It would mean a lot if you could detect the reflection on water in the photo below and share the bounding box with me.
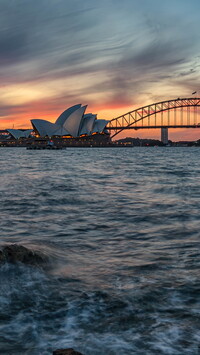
[0,147,200,354]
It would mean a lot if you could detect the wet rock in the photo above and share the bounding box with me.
[0,244,48,267]
[53,349,84,355]
[0,249,5,264]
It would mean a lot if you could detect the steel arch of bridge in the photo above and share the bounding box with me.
[106,98,200,138]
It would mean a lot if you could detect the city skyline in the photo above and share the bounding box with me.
[1,0,200,140]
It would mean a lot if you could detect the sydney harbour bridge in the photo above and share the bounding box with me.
[106,98,200,143]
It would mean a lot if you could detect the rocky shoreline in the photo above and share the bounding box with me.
[0,245,85,355]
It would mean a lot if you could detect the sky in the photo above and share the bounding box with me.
[1,0,200,140]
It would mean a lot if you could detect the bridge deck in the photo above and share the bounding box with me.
[106,98,200,137]
[107,125,200,130]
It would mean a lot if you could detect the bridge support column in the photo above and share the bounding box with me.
[161,127,168,144]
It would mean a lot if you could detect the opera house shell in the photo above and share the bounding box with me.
[7,129,33,139]
[31,104,109,138]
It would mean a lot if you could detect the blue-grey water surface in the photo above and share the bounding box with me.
[0,147,200,355]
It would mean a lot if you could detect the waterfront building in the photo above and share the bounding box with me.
[31,104,109,138]
[7,129,33,139]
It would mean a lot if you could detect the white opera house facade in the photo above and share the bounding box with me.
[0,105,111,147]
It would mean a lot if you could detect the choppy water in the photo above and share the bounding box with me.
[0,147,200,355]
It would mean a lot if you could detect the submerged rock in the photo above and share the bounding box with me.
[0,244,49,267]
[53,349,84,355]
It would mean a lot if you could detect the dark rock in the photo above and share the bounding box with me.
[0,249,6,264]
[53,349,84,355]
[0,244,49,267]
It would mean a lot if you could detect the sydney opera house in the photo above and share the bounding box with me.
[0,104,111,147]
[31,104,109,139]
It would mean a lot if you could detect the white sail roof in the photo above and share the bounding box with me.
[63,105,87,137]
[31,119,61,137]
[92,119,109,134]
[7,129,33,139]
[55,104,82,127]
[79,114,96,135]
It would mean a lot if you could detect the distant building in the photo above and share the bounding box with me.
[0,129,33,142]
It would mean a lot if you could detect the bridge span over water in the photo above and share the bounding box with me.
[106,98,200,142]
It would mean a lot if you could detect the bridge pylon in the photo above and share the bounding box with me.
[161,127,168,144]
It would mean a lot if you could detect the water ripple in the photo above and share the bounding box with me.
[0,147,200,354]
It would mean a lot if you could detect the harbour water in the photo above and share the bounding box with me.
[0,147,200,355]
